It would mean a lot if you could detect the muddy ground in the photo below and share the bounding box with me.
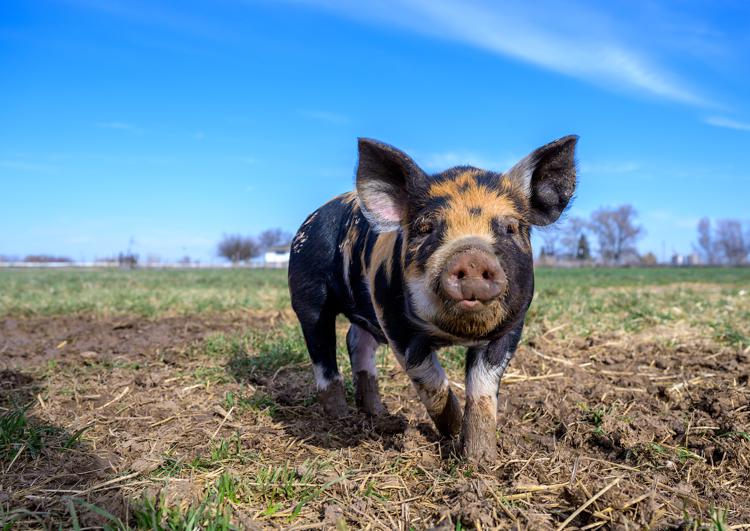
[1,309,749,529]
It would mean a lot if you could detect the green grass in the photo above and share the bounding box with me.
[534,266,750,289]
[131,484,237,531]
[577,402,608,435]
[57,462,343,529]
[61,489,239,531]
[0,268,288,317]
[525,267,750,343]
[0,406,60,459]
[145,459,337,525]
[2,266,748,319]
[249,460,342,519]
[222,325,309,378]
[436,267,750,368]
[223,390,277,415]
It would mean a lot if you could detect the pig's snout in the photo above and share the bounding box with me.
[439,250,507,306]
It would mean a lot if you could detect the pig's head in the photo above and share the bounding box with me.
[356,135,578,340]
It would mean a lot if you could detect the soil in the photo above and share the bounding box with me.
[1,312,748,529]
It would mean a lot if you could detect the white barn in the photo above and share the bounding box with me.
[263,244,291,267]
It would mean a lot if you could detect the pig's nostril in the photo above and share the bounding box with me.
[441,250,506,303]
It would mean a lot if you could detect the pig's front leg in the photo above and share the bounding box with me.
[404,344,462,437]
[461,324,523,463]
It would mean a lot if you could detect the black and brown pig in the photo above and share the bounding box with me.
[288,136,578,462]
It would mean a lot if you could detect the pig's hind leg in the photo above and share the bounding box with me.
[293,289,350,418]
[346,324,386,416]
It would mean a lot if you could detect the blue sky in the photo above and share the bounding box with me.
[1,0,748,262]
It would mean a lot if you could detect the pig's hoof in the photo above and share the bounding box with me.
[432,390,463,437]
[318,380,350,418]
[461,438,497,464]
[460,396,499,463]
[354,371,387,416]
[360,396,386,416]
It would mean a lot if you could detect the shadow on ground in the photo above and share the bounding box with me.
[225,355,417,451]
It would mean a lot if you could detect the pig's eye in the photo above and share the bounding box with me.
[506,221,519,235]
[417,220,434,235]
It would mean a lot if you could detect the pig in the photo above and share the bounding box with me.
[288,135,578,462]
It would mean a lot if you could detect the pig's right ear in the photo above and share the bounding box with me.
[356,138,427,232]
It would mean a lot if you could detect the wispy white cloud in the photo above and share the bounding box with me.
[704,115,750,132]
[97,121,144,134]
[300,110,349,125]
[294,0,710,107]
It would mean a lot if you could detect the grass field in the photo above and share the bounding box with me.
[1,267,749,529]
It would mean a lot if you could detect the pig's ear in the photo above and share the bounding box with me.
[506,135,578,226]
[356,138,427,232]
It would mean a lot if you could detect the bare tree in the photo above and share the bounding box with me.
[694,217,715,265]
[640,252,658,266]
[559,216,587,259]
[576,234,591,261]
[118,252,138,269]
[715,219,748,265]
[217,234,260,264]
[539,229,559,260]
[258,228,293,251]
[589,205,644,264]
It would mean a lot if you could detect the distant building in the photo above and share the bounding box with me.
[671,252,701,266]
[263,244,291,266]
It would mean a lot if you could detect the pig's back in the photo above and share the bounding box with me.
[288,192,386,342]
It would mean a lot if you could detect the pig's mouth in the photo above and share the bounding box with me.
[406,274,509,339]
[457,299,481,310]
[415,249,509,338]
[407,238,512,338]
[432,295,508,339]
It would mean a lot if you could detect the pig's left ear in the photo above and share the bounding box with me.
[506,135,578,226]
[356,138,427,232]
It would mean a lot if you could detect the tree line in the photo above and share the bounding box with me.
[3,215,746,267]
[540,205,749,266]
[539,204,645,265]
[694,217,750,265]
[217,228,293,264]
